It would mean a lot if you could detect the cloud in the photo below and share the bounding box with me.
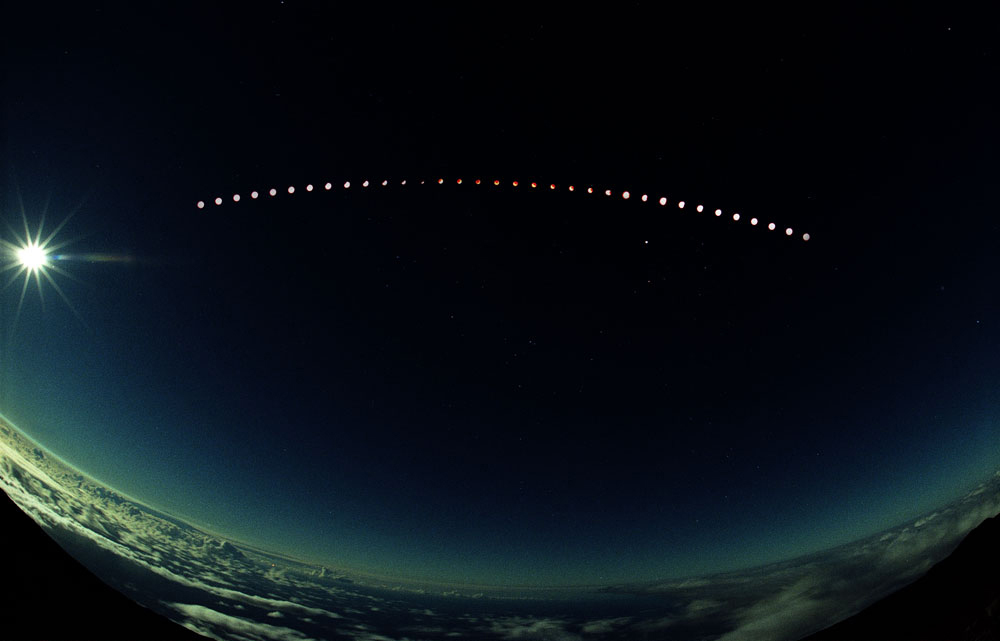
[168,602,317,641]
[486,616,582,641]
[579,617,631,635]
[207,586,344,619]
[716,574,834,641]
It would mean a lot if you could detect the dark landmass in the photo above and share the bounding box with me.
[802,513,1000,641]
[0,488,211,641]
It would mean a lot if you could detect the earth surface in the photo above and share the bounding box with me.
[3,414,999,641]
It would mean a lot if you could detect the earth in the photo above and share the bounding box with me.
[2,415,999,641]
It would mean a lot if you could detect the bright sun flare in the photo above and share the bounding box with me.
[16,243,48,271]
[2,213,80,331]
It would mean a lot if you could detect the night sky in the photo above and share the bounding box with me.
[2,4,998,587]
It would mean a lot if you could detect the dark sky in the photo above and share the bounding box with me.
[2,4,998,586]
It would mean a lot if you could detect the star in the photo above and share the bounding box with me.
[1,213,80,331]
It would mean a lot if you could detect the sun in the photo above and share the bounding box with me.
[16,242,49,272]
[1,213,80,329]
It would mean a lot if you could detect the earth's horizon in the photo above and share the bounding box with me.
[4,412,999,641]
